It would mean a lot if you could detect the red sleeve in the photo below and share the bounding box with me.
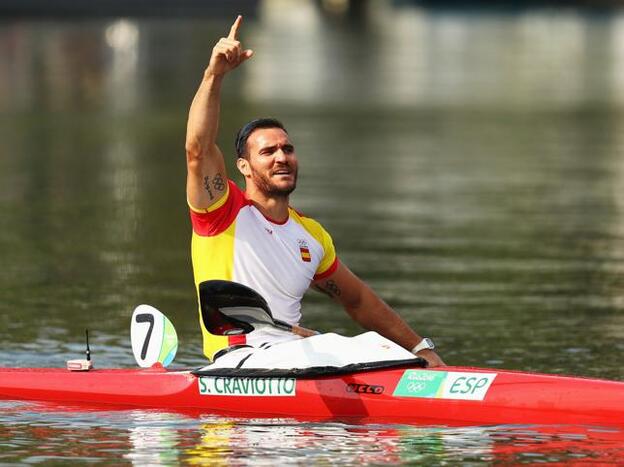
[313,257,340,281]
[190,180,248,237]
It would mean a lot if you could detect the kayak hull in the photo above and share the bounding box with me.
[1,365,623,427]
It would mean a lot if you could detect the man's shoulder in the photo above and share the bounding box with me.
[189,179,249,237]
[288,207,331,238]
[289,206,319,223]
[288,207,338,271]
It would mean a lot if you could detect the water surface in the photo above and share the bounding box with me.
[1,2,624,463]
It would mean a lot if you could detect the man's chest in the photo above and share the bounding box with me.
[231,208,324,285]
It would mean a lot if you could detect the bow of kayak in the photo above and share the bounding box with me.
[1,365,623,427]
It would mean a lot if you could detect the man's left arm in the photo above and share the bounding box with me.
[313,262,445,368]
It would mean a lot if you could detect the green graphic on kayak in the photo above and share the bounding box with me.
[393,370,496,400]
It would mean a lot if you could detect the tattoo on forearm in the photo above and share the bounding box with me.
[203,176,214,200]
[314,280,341,299]
[212,173,225,192]
[325,280,341,297]
[313,284,332,298]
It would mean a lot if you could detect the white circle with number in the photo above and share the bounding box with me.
[131,304,178,368]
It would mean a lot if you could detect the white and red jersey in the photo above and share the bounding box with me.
[190,180,339,359]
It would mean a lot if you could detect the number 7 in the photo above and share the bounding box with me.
[135,313,154,360]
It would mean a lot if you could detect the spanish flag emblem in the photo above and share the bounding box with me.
[300,245,311,262]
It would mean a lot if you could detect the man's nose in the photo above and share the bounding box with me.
[275,148,288,162]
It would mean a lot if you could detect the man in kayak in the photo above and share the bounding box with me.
[185,16,444,367]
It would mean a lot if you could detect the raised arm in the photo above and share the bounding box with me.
[185,15,253,210]
[314,263,445,368]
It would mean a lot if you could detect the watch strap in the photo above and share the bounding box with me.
[411,337,435,354]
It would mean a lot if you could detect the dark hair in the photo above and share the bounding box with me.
[235,118,288,158]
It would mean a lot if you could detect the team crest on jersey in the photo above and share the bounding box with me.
[297,239,311,262]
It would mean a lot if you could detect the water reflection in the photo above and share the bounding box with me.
[104,19,141,113]
[3,3,624,463]
[6,4,624,110]
[1,7,624,369]
[235,1,624,109]
[125,412,182,465]
[2,401,624,464]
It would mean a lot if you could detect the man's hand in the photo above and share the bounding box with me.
[207,15,253,77]
[416,349,446,368]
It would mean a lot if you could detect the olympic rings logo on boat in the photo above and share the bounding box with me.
[406,382,427,392]
[346,383,384,395]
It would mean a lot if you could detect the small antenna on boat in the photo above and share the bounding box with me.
[85,329,91,362]
[66,329,94,371]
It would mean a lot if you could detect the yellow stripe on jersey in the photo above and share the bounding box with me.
[192,220,237,360]
[289,209,337,277]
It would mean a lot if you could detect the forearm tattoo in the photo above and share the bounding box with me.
[212,173,225,192]
[203,176,214,200]
[203,173,226,201]
[325,280,341,297]
[314,280,342,299]
[313,284,331,298]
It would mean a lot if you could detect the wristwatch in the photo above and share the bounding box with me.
[411,338,435,354]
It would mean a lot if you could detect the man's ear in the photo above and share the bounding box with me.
[236,157,251,178]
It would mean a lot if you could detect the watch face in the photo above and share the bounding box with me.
[424,338,435,350]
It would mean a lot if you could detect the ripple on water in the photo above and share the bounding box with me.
[2,401,623,465]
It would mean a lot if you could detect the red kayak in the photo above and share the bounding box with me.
[1,363,623,427]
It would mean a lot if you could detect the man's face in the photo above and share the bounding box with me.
[244,127,298,197]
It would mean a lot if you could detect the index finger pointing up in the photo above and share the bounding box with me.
[228,15,242,40]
